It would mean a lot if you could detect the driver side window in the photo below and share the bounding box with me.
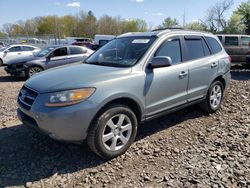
[9,46,22,52]
[155,39,182,65]
[51,47,67,57]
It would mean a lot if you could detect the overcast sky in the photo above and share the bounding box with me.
[0,0,246,29]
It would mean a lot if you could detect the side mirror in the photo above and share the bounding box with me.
[4,50,9,54]
[46,55,51,61]
[148,56,172,69]
[82,49,87,54]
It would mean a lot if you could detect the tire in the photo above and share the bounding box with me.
[0,59,3,66]
[25,66,43,79]
[200,81,224,113]
[87,104,138,159]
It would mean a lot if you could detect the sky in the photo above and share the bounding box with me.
[0,0,246,29]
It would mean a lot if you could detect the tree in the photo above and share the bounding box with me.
[202,0,234,32]
[185,21,207,31]
[224,13,246,34]
[0,31,7,37]
[157,17,179,29]
[235,0,250,34]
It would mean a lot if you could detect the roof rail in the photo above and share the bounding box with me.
[151,27,185,32]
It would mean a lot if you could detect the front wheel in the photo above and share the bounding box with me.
[25,66,43,78]
[200,81,224,113]
[87,105,138,159]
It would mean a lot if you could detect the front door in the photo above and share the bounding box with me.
[45,47,68,69]
[145,36,188,117]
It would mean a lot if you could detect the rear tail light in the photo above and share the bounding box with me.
[248,42,250,55]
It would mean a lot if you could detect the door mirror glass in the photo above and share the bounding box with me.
[4,50,9,54]
[148,56,172,69]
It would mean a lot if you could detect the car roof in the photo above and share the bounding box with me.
[216,34,250,37]
[9,44,38,48]
[118,29,214,38]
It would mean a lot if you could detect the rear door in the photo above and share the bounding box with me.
[45,47,68,69]
[21,46,36,57]
[67,46,86,64]
[224,36,241,63]
[184,35,219,102]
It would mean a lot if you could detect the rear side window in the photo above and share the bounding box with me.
[22,46,35,51]
[185,38,204,60]
[155,39,182,65]
[225,36,239,46]
[52,47,67,57]
[205,37,223,54]
[241,37,250,46]
[70,47,85,55]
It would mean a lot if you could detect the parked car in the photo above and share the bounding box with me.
[91,35,116,50]
[5,45,93,78]
[0,44,40,66]
[17,29,230,159]
[0,41,4,48]
[217,34,250,67]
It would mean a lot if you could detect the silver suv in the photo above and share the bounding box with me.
[17,29,231,159]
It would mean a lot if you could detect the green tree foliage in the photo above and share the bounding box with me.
[185,21,207,31]
[235,0,250,34]
[224,13,246,34]
[157,17,179,29]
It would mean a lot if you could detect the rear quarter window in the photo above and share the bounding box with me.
[205,37,223,54]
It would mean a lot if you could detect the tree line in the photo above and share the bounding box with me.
[0,0,249,38]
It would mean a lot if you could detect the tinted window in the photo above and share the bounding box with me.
[9,46,22,52]
[70,47,85,55]
[185,39,204,60]
[225,36,239,46]
[205,37,222,54]
[241,37,250,46]
[155,39,182,64]
[202,39,211,56]
[22,46,35,51]
[217,36,222,42]
[52,47,67,57]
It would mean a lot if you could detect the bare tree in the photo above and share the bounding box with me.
[202,0,234,32]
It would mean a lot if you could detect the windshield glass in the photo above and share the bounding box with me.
[0,47,7,52]
[34,47,56,57]
[86,37,156,67]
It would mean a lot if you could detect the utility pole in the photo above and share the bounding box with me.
[183,9,186,28]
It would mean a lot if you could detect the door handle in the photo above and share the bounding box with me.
[211,62,218,68]
[179,71,188,79]
[17,53,22,55]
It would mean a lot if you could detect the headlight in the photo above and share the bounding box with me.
[45,88,95,107]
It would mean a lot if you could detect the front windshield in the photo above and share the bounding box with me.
[35,47,56,57]
[0,47,7,52]
[86,37,156,67]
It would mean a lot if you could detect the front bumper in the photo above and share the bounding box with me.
[17,93,99,142]
[4,65,26,76]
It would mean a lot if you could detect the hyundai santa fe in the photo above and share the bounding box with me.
[17,29,231,159]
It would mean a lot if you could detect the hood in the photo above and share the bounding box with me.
[25,64,132,93]
[6,55,42,65]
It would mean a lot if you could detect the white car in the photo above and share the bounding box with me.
[0,44,40,66]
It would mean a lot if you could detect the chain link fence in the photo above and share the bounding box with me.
[0,34,68,48]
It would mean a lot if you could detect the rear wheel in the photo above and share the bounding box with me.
[200,81,224,113]
[87,104,138,159]
[25,66,43,78]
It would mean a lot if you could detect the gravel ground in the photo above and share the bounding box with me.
[0,66,249,188]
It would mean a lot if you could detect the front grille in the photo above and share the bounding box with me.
[18,86,38,110]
